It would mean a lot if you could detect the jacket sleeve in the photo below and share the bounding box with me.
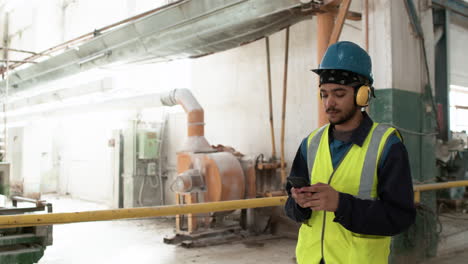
[284,138,312,222]
[333,138,416,236]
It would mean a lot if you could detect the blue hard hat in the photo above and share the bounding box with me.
[312,41,373,84]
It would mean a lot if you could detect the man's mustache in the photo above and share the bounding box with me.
[326,108,340,113]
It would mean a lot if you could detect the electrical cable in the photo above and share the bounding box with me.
[138,174,145,206]
[381,123,438,136]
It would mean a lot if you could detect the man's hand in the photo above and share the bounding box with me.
[291,187,316,208]
[292,183,340,212]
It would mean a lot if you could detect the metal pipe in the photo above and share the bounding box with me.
[160,88,204,137]
[265,37,277,160]
[0,47,48,56]
[0,196,287,228]
[1,0,185,74]
[329,0,351,45]
[316,4,335,126]
[280,27,290,186]
[2,181,468,228]
[0,59,37,64]
[2,13,9,162]
[455,105,468,110]
[158,116,167,205]
[413,180,468,192]
[413,180,468,203]
[160,88,212,152]
[364,0,369,51]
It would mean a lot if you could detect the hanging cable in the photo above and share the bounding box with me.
[381,123,439,136]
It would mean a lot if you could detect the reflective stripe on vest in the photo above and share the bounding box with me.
[307,123,391,199]
[296,123,396,264]
[306,125,327,176]
[358,124,391,199]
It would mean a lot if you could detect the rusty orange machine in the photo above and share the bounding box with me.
[161,89,281,246]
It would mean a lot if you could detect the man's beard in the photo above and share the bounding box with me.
[327,106,360,125]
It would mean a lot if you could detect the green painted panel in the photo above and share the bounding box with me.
[0,247,45,264]
[370,89,425,181]
[0,234,41,246]
[369,88,438,263]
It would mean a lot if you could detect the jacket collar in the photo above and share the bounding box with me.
[329,111,374,147]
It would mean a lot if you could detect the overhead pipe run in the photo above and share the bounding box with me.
[0,0,317,94]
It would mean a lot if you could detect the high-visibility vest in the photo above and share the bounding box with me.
[296,123,398,264]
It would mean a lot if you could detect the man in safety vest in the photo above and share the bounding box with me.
[285,41,416,264]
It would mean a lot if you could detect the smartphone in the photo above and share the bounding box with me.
[287,176,310,188]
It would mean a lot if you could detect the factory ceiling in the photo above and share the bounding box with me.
[0,0,344,94]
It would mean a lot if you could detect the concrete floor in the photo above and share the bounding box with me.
[37,195,468,264]
[423,250,468,264]
[421,212,468,264]
[38,195,298,264]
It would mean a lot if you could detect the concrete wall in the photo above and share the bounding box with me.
[449,20,468,88]
[21,119,56,198]
[367,1,440,262]
[0,0,452,211]
[190,2,363,170]
[368,0,435,92]
[0,0,366,206]
[55,113,115,203]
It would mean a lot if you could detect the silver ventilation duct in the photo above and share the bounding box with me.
[0,0,314,94]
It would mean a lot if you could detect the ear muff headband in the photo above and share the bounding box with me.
[355,85,370,107]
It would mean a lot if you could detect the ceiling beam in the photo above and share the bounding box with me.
[329,0,352,44]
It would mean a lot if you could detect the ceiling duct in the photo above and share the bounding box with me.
[0,0,317,94]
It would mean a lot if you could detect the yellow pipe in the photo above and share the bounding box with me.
[414,191,421,203]
[1,181,467,228]
[0,196,287,229]
[413,180,468,192]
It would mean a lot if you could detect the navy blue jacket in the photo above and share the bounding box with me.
[284,112,416,236]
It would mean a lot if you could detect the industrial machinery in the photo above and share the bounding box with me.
[119,119,166,208]
[435,135,468,209]
[0,163,53,264]
[161,89,283,247]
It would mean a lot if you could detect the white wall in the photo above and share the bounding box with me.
[368,0,435,93]
[0,0,367,204]
[368,0,393,90]
[449,87,468,132]
[6,0,439,206]
[450,21,468,88]
[190,11,364,176]
[448,18,468,133]
[55,113,115,203]
[21,119,56,198]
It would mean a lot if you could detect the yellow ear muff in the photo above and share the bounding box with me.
[356,85,370,106]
